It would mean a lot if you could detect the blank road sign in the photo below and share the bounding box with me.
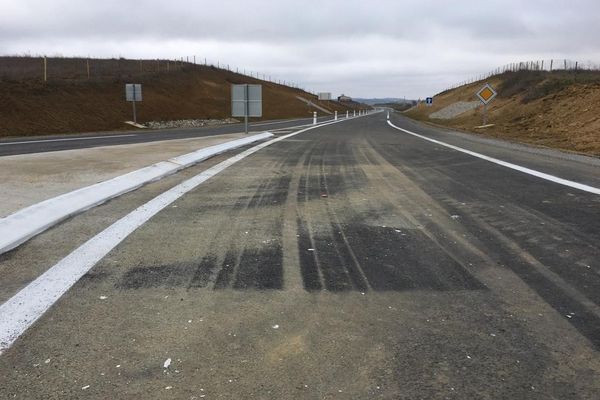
[476,84,497,104]
[231,84,262,117]
[125,84,142,102]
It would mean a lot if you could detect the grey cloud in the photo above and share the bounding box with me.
[1,0,599,98]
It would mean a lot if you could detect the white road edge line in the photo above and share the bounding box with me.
[387,120,600,195]
[0,134,137,146]
[0,112,374,354]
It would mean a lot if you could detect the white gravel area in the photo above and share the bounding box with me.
[145,118,239,129]
[429,101,480,119]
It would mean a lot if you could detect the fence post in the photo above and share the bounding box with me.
[564,59,567,70]
[575,61,578,71]
[86,58,90,79]
[43,56,47,82]
[550,59,553,71]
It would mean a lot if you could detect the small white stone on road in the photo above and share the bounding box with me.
[99,295,108,300]
[272,324,279,329]
[163,358,172,369]
[81,385,90,390]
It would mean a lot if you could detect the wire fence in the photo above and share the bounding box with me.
[442,59,600,92]
[0,55,312,93]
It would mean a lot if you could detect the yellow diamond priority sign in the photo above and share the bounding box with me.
[476,83,497,104]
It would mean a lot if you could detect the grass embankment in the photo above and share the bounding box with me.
[405,70,600,156]
[0,57,368,137]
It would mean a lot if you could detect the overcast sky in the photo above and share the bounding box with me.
[1,0,599,98]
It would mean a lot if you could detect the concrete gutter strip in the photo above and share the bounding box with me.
[0,131,274,255]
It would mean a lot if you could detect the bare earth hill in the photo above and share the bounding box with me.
[0,56,367,137]
[405,70,600,156]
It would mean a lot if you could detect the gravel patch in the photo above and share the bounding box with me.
[145,118,239,129]
[429,101,480,119]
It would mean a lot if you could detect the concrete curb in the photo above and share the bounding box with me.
[0,132,274,255]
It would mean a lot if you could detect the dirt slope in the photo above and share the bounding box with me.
[0,60,367,137]
[405,70,600,156]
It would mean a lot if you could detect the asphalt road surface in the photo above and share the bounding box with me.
[0,115,334,156]
[1,112,599,399]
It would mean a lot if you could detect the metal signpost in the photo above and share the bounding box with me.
[476,83,497,125]
[232,84,262,134]
[425,97,433,106]
[125,84,142,124]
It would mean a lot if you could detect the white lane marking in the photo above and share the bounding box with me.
[0,115,366,354]
[0,134,137,146]
[387,120,600,195]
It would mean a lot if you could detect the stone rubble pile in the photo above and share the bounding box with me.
[145,118,239,129]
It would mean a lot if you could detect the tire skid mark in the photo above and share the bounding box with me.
[347,138,486,291]
[296,216,322,291]
[373,136,600,300]
[215,143,306,290]
[368,135,600,349]
[303,143,353,291]
[320,140,370,292]
[282,143,317,291]
[296,150,326,290]
[115,142,303,291]
[198,152,286,290]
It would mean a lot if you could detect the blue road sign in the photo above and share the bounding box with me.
[425,97,433,105]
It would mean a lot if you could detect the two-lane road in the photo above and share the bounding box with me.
[0,112,599,399]
[0,115,334,156]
